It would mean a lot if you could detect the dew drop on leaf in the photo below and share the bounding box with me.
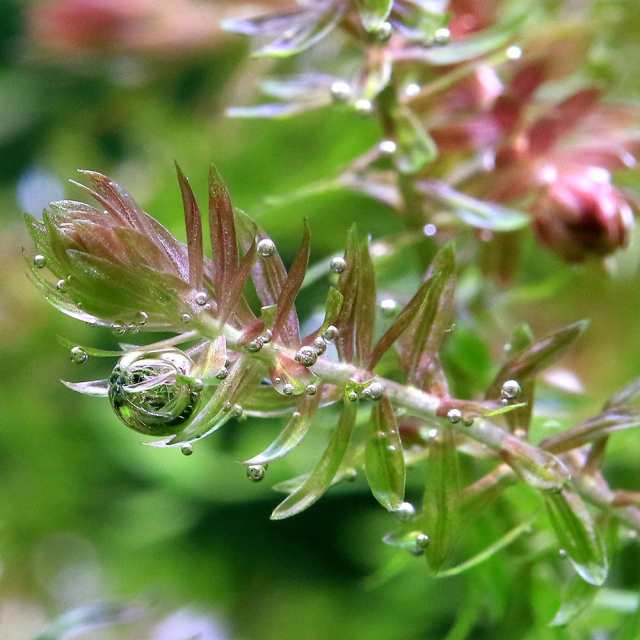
[69,346,88,365]
[247,464,266,481]
[33,254,46,268]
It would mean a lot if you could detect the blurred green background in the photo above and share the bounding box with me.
[1,1,640,638]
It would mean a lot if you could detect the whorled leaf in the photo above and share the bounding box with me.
[61,378,110,397]
[245,392,322,466]
[550,577,599,627]
[365,396,406,511]
[546,489,608,586]
[175,163,204,291]
[355,0,393,32]
[335,226,376,366]
[421,426,461,573]
[419,180,529,232]
[396,12,527,65]
[271,390,358,520]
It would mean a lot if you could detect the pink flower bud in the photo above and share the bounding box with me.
[533,169,634,261]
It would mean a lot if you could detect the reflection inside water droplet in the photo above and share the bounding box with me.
[108,348,199,436]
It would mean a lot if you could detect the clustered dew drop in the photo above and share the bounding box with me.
[379,140,397,156]
[501,379,522,402]
[329,256,347,274]
[33,254,46,268]
[330,80,352,103]
[69,346,88,365]
[195,291,208,306]
[256,238,276,258]
[247,464,266,482]
[295,345,318,367]
[323,325,339,342]
[363,381,384,401]
[394,502,416,521]
[447,408,462,424]
[379,298,398,317]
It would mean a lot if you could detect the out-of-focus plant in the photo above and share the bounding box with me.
[224,0,638,264]
[25,162,640,625]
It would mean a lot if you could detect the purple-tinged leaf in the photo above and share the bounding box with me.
[419,180,529,231]
[219,239,257,324]
[271,390,357,520]
[227,100,329,120]
[261,73,337,101]
[488,320,588,398]
[365,396,406,511]
[421,426,461,573]
[242,386,299,417]
[251,3,345,58]
[221,9,310,37]
[57,336,126,357]
[355,0,393,32]
[208,165,239,299]
[369,244,454,372]
[339,171,402,210]
[61,378,109,397]
[269,354,311,396]
[272,221,310,344]
[550,577,599,627]
[394,13,526,65]
[235,211,301,346]
[175,163,204,291]
[545,489,608,586]
[245,392,321,466]
[335,226,376,366]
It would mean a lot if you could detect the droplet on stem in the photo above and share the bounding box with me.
[329,256,346,274]
[257,238,276,258]
[247,464,266,482]
[33,254,46,268]
[70,346,88,365]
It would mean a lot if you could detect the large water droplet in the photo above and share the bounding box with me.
[33,254,47,269]
[108,348,199,436]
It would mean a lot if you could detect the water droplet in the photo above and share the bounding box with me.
[463,416,475,427]
[247,464,266,482]
[423,223,437,237]
[181,444,193,456]
[329,256,346,274]
[313,336,327,355]
[215,367,229,380]
[347,390,359,402]
[261,329,273,344]
[379,140,397,156]
[306,383,317,396]
[223,401,232,412]
[447,408,462,424]
[323,325,339,342]
[404,82,421,98]
[394,502,415,521]
[330,80,352,103]
[257,238,276,258]
[433,27,450,45]
[33,254,46,268]
[195,291,208,306]
[180,313,192,324]
[354,98,373,115]
[501,379,521,400]
[375,20,393,42]
[363,381,384,400]
[506,45,522,60]
[108,348,199,436]
[191,377,204,392]
[558,548,568,559]
[343,468,357,482]
[416,532,430,549]
[379,298,398,317]
[295,345,318,367]
[387,445,397,453]
[56,278,66,291]
[282,383,295,396]
[69,346,88,365]
[231,404,243,418]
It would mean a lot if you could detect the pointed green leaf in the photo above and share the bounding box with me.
[245,393,321,465]
[546,489,608,586]
[421,426,461,572]
[393,106,438,174]
[271,392,357,519]
[175,163,204,290]
[550,577,599,627]
[355,0,393,32]
[437,520,534,578]
[365,397,406,510]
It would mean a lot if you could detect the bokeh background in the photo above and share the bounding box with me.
[1,1,640,638]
